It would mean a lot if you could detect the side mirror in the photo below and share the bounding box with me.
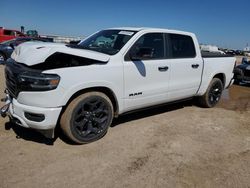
[129,47,153,60]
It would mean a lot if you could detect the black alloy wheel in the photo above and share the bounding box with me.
[72,97,111,140]
[60,92,113,144]
[208,81,223,107]
[198,78,223,108]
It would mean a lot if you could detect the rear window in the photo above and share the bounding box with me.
[169,34,196,58]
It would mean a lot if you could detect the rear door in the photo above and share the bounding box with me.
[123,33,171,111]
[167,33,203,100]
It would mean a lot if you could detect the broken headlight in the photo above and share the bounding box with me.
[18,71,60,91]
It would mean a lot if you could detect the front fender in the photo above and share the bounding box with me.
[59,81,123,112]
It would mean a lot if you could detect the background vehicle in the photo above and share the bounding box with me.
[0,27,26,43]
[225,50,236,55]
[26,30,39,37]
[1,28,235,144]
[200,45,225,54]
[234,57,250,84]
[235,50,244,56]
[0,37,49,61]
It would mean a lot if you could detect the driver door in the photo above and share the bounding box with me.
[123,33,171,111]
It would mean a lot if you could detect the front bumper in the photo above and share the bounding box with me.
[241,76,250,83]
[1,94,62,130]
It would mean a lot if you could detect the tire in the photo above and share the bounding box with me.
[198,78,223,108]
[60,92,114,144]
[234,79,240,85]
[0,52,6,61]
[233,68,243,85]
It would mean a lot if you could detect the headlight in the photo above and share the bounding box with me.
[18,71,60,91]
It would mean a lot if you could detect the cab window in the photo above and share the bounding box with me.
[127,33,164,60]
[169,34,196,58]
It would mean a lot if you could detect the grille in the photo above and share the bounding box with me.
[243,69,250,77]
[4,61,26,98]
[4,60,46,98]
[5,66,19,98]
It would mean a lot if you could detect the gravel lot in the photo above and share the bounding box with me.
[0,65,249,188]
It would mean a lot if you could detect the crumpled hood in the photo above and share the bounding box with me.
[11,42,110,66]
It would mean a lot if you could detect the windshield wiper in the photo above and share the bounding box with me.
[66,44,90,50]
[66,44,118,55]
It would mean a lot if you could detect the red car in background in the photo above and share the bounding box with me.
[0,27,26,43]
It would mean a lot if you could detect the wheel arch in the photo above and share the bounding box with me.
[197,72,226,96]
[213,73,226,88]
[62,86,119,118]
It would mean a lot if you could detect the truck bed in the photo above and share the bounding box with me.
[201,51,233,58]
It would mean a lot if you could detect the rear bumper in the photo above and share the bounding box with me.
[1,95,62,130]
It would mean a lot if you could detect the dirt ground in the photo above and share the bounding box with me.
[0,66,249,188]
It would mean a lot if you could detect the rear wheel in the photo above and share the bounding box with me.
[199,78,223,108]
[60,92,114,144]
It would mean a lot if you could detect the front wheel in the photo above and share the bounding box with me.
[198,78,223,108]
[60,92,114,144]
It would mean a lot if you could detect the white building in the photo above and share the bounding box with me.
[243,46,250,52]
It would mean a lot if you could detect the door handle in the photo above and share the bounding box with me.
[192,64,199,69]
[158,66,169,72]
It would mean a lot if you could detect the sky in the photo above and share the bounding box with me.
[1,0,249,49]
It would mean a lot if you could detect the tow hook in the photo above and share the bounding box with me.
[1,97,7,102]
[1,90,11,118]
[1,103,9,118]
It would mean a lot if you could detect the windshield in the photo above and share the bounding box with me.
[78,30,137,55]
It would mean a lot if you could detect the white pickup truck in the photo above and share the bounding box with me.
[1,27,235,144]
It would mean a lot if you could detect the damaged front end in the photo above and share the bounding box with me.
[29,52,108,70]
[0,89,11,118]
[0,60,62,138]
[0,42,110,139]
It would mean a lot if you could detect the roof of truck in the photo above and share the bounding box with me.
[109,27,194,36]
[110,27,147,31]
